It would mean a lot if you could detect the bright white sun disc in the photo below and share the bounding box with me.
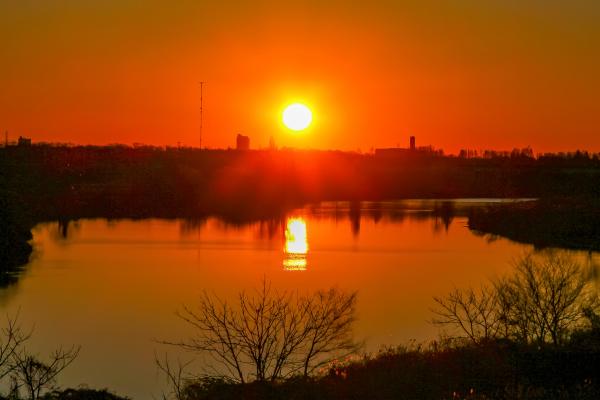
[283,104,312,131]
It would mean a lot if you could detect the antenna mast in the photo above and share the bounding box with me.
[199,81,205,149]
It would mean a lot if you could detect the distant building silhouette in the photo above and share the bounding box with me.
[236,134,250,150]
[375,136,442,157]
[17,136,31,147]
[374,147,412,157]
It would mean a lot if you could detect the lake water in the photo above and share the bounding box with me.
[1,200,597,398]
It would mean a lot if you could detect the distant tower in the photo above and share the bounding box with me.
[199,81,205,149]
[410,136,416,150]
[4,131,7,147]
[269,136,276,150]
[236,134,250,150]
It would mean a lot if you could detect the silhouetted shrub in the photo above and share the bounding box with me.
[172,340,600,400]
[40,388,130,400]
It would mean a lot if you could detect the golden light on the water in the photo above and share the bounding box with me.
[285,218,308,254]
[283,217,308,271]
[282,103,312,131]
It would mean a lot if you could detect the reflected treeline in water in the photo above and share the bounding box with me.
[175,200,481,235]
[181,216,308,270]
[302,199,530,235]
[44,200,507,273]
[48,200,495,241]
[17,198,600,268]
[174,200,535,271]
[34,198,600,278]
[49,218,84,243]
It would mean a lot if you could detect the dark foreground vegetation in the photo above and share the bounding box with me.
[175,341,600,400]
[16,389,128,400]
[155,252,600,400]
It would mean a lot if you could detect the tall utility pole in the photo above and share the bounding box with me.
[199,81,205,149]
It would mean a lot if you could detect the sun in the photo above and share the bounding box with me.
[282,103,312,131]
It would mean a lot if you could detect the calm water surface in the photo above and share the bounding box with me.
[1,200,596,398]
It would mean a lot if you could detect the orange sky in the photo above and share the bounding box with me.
[1,1,599,153]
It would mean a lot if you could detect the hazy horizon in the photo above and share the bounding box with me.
[4,136,599,156]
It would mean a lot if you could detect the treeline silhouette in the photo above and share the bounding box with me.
[3,145,599,216]
[2,144,600,277]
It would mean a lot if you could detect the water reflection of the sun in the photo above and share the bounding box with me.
[283,217,308,271]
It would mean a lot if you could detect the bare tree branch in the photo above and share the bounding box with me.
[432,251,597,346]
[10,345,80,399]
[161,279,360,385]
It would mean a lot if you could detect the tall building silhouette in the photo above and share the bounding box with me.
[18,136,31,147]
[236,134,250,150]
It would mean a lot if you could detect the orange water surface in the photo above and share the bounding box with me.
[2,201,595,398]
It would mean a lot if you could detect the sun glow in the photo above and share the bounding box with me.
[282,103,312,131]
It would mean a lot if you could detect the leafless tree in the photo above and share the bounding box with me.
[155,352,195,400]
[170,290,246,383]
[432,251,598,345]
[10,345,80,400]
[0,311,31,380]
[301,288,359,375]
[500,251,594,345]
[494,276,535,343]
[163,279,359,384]
[431,285,502,344]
